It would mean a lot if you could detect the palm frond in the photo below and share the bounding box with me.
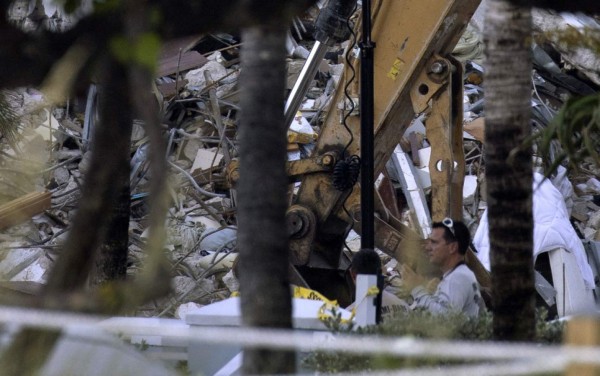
[533,93,600,176]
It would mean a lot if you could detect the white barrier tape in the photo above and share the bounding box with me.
[0,305,596,371]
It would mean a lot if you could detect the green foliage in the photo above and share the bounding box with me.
[63,0,82,14]
[524,27,600,176]
[93,0,123,13]
[109,33,161,73]
[535,308,564,344]
[302,309,564,373]
[320,306,355,333]
[134,339,149,351]
[532,93,600,176]
[302,348,372,374]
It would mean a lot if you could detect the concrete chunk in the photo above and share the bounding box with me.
[0,248,43,280]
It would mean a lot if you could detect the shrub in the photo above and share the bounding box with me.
[302,308,563,373]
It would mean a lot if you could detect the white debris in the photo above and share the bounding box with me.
[222,269,239,293]
[197,252,237,271]
[172,275,218,303]
[463,175,478,205]
[185,60,230,96]
[10,254,52,283]
[586,178,600,193]
[199,227,237,252]
[175,302,204,320]
[0,248,43,280]
[587,211,600,230]
[583,227,597,241]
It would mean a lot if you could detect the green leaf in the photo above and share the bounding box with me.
[108,33,160,73]
[94,0,121,13]
[109,36,132,64]
[63,0,80,14]
[132,33,161,73]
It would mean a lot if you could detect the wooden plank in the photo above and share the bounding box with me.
[159,35,203,60]
[408,131,421,166]
[0,191,51,230]
[566,317,600,376]
[571,211,589,223]
[157,50,207,78]
[588,201,600,211]
[157,79,188,98]
[157,35,208,77]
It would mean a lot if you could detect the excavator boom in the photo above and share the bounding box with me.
[285,0,484,303]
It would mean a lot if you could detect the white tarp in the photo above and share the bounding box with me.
[473,172,595,289]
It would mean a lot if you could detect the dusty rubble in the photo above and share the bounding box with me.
[0,6,598,319]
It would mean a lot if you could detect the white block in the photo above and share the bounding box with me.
[463,175,478,205]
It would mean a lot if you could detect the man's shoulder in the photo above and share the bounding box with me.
[448,264,478,283]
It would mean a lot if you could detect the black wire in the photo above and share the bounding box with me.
[333,1,362,193]
[333,154,360,190]
[341,1,358,157]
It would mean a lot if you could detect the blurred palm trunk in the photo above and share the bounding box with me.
[484,0,536,341]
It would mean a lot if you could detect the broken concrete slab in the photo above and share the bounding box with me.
[10,254,52,283]
[172,275,218,304]
[587,210,600,230]
[463,175,478,206]
[464,117,485,142]
[0,247,43,280]
[196,252,237,271]
[175,302,204,320]
[222,269,239,294]
[190,148,224,184]
[185,61,228,93]
[51,166,70,186]
[532,9,600,86]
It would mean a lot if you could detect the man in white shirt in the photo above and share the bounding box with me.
[401,218,485,317]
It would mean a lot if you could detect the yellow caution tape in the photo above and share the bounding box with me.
[293,285,356,325]
[292,285,338,306]
[232,285,369,325]
[231,286,333,303]
[317,302,354,325]
[343,285,380,324]
[366,285,380,296]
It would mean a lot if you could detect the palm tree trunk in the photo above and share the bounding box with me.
[237,24,295,373]
[44,56,133,293]
[92,173,131,284]
[484,0,535,341]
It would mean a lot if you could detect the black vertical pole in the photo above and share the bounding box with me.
[360,0,375,251]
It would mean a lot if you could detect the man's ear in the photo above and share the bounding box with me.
[449,241,459,254]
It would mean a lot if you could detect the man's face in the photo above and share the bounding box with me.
[425,227,454,267]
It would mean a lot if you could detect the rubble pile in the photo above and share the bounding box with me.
[0,6,597,319]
